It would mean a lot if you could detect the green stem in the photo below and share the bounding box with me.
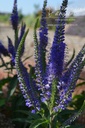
[49,110,52,128]
[48,79,58,128]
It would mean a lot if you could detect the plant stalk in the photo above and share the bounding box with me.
[49,110,52,128]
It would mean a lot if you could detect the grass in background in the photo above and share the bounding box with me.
[0,14,10,24]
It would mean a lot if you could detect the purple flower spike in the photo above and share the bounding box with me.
[10,0,18,30]
[38,0,48,75]
[8,37,15,65]
[0,41,9,56]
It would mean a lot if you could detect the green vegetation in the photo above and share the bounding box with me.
[0,13,38,28]
[0,14,10,24]
[23,14,39,28]
[0,10,75,28]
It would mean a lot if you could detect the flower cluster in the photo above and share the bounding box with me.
[14,0,85,127]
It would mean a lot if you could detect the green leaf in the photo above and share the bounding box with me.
[29,118,48,128]
[22,55,33,62]
[41,102,50,117]
[12,118,31,123]
[60,100,85,128]
[16,110,41,119]
[76,82,85,87]
[52,109,76,128]
[59,109,77,116]
[0,77,12,90]
[73,94,83,100]
[65,48,75,68]
[16,29,29,58]
[7,75,18,100]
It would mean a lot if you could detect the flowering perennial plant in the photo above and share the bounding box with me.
[13,0,85,128]
[4,0,85,127]
[15,0,85,127]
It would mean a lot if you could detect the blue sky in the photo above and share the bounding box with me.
[0,0,85,15]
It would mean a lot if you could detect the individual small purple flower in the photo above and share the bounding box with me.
[31,110,36,114]
[41,97,47,103]
[26,100,32,107]
[10,0,18,30]
[45,84,50,89]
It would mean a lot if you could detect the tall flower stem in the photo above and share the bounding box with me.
[49,110,52,128]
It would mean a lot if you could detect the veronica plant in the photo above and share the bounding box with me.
[15,0,85,127]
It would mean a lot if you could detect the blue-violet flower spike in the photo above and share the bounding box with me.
[0,41,9,56]
[10,0,18,30]
[8,37,15,65]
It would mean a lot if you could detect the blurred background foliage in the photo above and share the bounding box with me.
[0,4,75,28]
